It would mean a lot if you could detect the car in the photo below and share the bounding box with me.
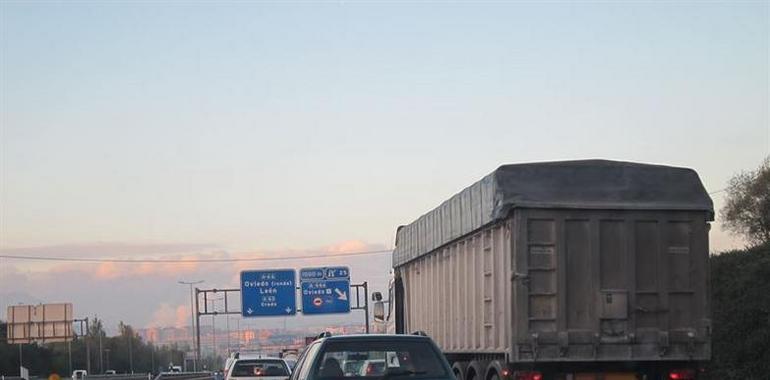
[289,333,453,380]
[104,370,116,375]
[72,370,87,380]
[225,356,292,380]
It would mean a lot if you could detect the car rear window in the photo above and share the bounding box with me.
[312,340,448,379]
[232,360,289,377]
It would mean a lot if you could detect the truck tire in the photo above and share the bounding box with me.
[451,362,467,380]
[467,361,486,380]
[484,360,504,380]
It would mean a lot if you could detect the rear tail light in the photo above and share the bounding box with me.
[669,369,696,380]
[514,371,542,380]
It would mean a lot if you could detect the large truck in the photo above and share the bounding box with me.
[372,160,712,380]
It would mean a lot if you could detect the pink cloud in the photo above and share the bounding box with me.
[323,240,371,253]
[148,303,190,328]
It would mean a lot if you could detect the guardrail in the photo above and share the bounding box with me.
[153,372,212,380]
[88,375,151,380]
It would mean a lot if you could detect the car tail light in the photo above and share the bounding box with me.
[365,365,374,375]
[669,369,696,379]
[514,371,542,380]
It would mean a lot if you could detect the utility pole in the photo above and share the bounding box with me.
[179,280,204,371]
[128,330,133,374]
[105,348,111,372]
[195,288,201,369]
[85,319,91,374]
[99,331,103,373]
[68,339,73,375]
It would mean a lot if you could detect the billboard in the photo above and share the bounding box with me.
[6,303,74,344]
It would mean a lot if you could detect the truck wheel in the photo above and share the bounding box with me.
[466,361,485,380]
[451,362,467,380]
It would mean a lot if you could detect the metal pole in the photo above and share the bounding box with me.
[85,319,91,374]
[128,330,133,373]
[18,344,22,375]
[195,288,202,366]
[226,315,231,355]
[363,282,370,334]
[68,339,73,375]
[105,349,110,372]
[179,280,203,371]
[190,284,196,371]
[99,331,103,373]
[209,297,219,359]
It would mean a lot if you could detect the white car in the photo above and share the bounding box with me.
[225,357,291,380]
[72,370,87,380]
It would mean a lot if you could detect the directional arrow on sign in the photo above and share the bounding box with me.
[285,307,292,314]
[335,288,348,301]
[246,308,254,315]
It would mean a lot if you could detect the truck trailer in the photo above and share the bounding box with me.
[373,160,712,380]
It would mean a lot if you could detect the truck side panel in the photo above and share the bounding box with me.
[399,222,513,357]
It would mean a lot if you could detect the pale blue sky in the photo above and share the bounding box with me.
[0,1,768,328]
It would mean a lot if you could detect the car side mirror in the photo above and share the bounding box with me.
[373,301,385,322]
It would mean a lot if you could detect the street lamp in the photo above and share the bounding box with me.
[179,280,204,371]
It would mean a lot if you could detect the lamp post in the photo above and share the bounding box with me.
[178,280,204,371]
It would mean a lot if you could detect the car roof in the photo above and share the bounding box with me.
[234,357,285,361]
[317,334,433,342]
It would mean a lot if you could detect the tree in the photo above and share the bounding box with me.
[720,157,770,246]
[707,244,770,379]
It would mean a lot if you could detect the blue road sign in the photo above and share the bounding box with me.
[240,269,296,317]
[300,266,351,315]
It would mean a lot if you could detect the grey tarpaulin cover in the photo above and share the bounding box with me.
[393,159,714,267]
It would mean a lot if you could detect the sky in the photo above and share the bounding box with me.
[0,1,768,332]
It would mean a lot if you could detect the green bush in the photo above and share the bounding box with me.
[707,242,770,379]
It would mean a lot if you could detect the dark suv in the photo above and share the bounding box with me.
[290,334,454,380]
